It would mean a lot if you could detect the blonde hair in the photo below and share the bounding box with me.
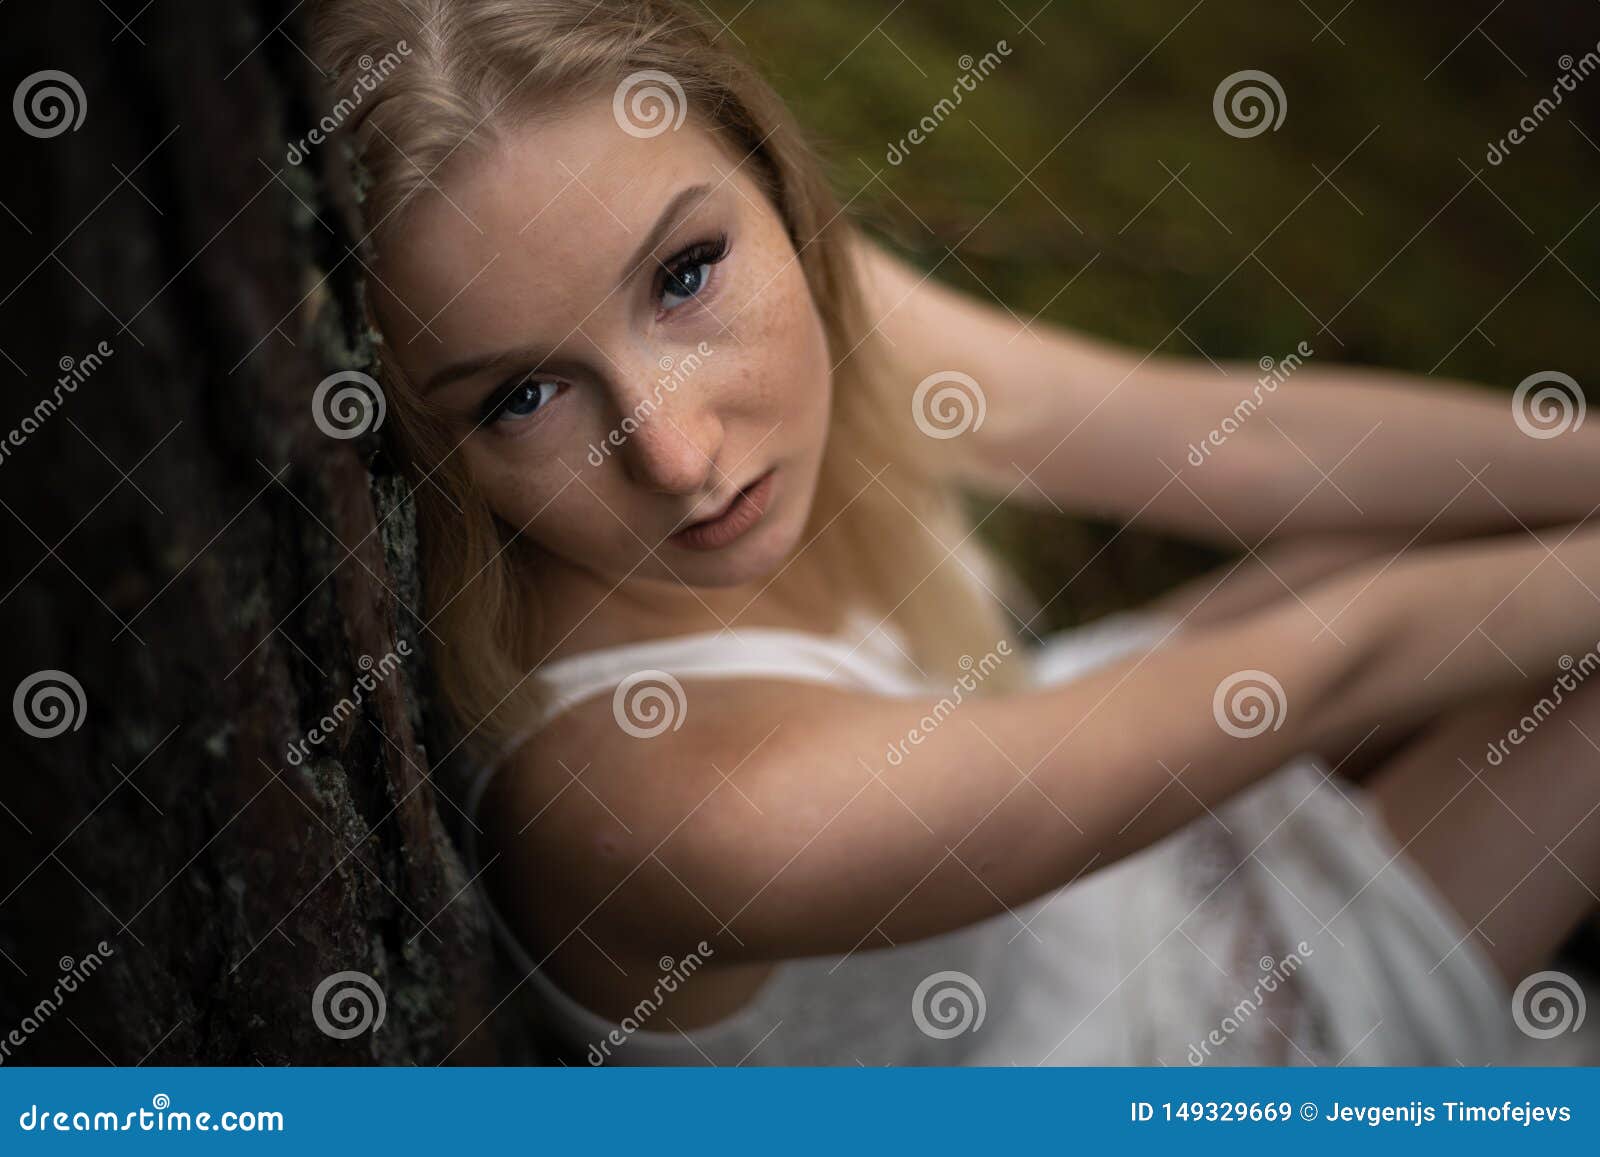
[310,0,1028,756]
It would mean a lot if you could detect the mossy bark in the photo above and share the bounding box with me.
[0,0,515,1064]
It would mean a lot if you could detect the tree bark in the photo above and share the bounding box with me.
[0,0,515,1064]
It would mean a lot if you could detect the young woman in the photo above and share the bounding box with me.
[312,0,1600,1065]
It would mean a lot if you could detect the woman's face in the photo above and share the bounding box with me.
[372,92,834,594]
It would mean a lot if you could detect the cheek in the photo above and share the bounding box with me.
[463,436,646,561]
[461,440,583,530]
[729,255,833,427]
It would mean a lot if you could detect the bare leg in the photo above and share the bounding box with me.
[1140,535,1600,984]
[1365,681,1600,987]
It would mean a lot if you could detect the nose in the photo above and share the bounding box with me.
[616,367,725,496]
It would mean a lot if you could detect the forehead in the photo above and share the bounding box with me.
[373,92,751,356]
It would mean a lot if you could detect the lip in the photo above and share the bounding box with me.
[670,468,776,552]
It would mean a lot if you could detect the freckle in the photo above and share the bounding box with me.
[597,834,620,857]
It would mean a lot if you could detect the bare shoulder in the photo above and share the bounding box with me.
[471,675,885,1025]
[474,675,873,959]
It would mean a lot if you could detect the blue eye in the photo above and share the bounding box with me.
[485,376,560,426]
[657,234,728,310]
[662,262,709,306]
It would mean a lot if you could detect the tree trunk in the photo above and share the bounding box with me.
[0,0,516,1064]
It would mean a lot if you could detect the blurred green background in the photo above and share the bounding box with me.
[712,0,1600,631]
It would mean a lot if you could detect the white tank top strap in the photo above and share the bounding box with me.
[525,610,926,733]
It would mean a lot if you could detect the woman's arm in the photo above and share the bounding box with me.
[854,237,1600,545]
[485,523,1600,962]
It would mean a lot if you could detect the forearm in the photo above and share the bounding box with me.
[1170,360,1600,542]
[1064,522,1600,862]
[853,235,1600,545]
[975,349,1600,547]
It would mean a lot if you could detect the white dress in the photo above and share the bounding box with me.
[463,610,1600,1066]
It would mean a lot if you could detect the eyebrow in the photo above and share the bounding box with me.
[419,182,716,395]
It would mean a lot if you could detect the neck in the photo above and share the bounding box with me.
[526,546,844,660]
